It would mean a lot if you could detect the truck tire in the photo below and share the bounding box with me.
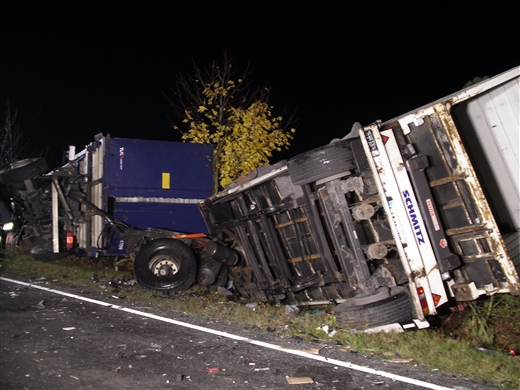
[334,288,413,330]
[134,238,197,292]
[32,251,71,262]
[29,242,71,262]
[287,140,357,185]
[0,158,48,185]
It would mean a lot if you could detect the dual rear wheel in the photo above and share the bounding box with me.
[133,238,197,292]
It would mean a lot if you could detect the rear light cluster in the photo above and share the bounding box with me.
[66,232,75,250]
[417,286,429,315]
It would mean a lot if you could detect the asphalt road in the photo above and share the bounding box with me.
[0,275,498,390]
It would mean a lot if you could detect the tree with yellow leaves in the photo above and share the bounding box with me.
[169,54,295,193]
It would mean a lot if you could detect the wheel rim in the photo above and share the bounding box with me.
[149,255,180,277]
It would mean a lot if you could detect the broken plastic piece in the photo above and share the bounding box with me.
[34,300,46,309]
[285,305,300,315]
[282,347,319,355]
[475,347,497,354]
[217,286,233,296]
[286,376,314,384]
[389,358,413,363]
[206,368,221,373]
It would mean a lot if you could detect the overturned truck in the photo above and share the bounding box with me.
[1,67,519,331]
[199,67,520,330]
[0,136,217,292]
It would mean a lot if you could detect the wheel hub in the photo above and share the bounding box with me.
[150,256,179,277]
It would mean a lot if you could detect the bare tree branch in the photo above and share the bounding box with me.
[0,101,27,169]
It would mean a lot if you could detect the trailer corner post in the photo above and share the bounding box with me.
[51,180,59,253]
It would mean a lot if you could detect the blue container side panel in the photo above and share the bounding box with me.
[113,203,208,234]
[104,138,213,199]
[101,137,213,237]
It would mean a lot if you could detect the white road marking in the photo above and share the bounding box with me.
[1,276,451,390]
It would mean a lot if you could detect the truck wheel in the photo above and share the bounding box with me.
[287,140,357,185]
[334,287,413,330]
[0,158,48,185]
[30,243,70,262]
[134,238,197,292]
[31,252,70,262]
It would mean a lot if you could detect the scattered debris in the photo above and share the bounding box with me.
[283,347,320,355]
[389,358,413,364]
[62,327,75,331]
[91,274,137,287]
[316,324,336,337]
[450,303,467,312]
[286,305,300,315]
[217,286,233,296]
[475,347,498,354]
[245,302,257,309]
[114,350,129,359]
[206,367,221,373]
[253,367,270,372]
[286,376,314,384]
[33,300,46,309]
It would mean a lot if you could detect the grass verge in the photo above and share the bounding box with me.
[1,251,519,388]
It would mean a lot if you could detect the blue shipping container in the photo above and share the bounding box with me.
[102,138,213,234]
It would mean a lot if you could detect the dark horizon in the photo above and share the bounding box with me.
[2,1,519,169]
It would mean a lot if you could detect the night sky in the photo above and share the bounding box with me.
[2,1,519,168]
